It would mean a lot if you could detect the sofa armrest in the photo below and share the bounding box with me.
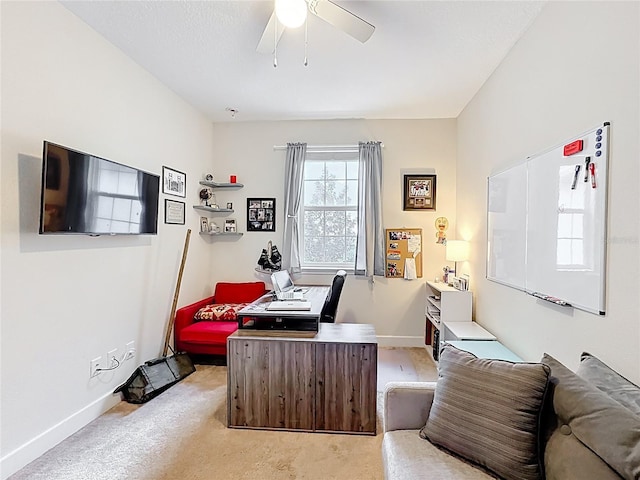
[175,296,215,334]
[383,381,437,433]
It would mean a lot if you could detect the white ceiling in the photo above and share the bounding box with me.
[61,1,545,123]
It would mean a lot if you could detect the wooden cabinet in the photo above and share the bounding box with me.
[315,342,377,434]
[227,339,315,430]
[425,281,472,356]
[227,324,377,435]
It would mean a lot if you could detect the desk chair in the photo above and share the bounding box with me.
[320,270,347,323]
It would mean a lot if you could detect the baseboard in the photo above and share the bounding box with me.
[376,335,426,348]
[0,391,121,479]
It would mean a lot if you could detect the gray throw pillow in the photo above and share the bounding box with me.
[576,351,640,415]
[544,428,622,480]
[420,344,550,480]
[542,353,640,480]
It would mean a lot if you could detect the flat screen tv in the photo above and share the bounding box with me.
[39,141,160,235]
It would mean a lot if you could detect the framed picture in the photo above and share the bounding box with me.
[247,198,276,232]
[164,199,185,224]
[224,218,237,233]
[162,166,186,197]
[226,202,233,210]
[403,174,436,210]
[200,216,209,232]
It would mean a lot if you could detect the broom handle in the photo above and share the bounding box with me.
[163,228,191,356]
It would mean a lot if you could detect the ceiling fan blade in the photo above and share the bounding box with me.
[256,11,285,54]
[309,0,375,43]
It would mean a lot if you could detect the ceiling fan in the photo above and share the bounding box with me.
[256,0,375,55]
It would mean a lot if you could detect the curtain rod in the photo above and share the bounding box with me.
[273,143,384,151]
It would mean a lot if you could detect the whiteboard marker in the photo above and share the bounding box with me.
[571,165,581,190]
[584,156,591,182]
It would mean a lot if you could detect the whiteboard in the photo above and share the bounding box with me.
[486,123,609,315]
[487,162,527,290]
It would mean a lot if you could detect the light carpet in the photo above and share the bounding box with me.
[10,347,437,480]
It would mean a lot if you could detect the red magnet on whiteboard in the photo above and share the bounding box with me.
[563,139,584,156]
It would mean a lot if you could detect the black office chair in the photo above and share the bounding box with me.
[320,270,347,323]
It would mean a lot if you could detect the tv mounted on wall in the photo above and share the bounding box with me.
[39,141,160,235]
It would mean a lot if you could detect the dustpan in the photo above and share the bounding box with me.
[115,229,195,404]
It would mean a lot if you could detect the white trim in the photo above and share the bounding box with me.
[376,335,426,348]
[1,391,121,479]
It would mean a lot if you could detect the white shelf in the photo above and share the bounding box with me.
[425,280,472,359]
[426,295,441,309]
[425,280,460,293]
[426,312,440,329]
[255,267,279,274]
[193,205,233,214]
[199,180,244,188]
[442,321,496,341]
[199,232,243,237]
[425,281,472,326]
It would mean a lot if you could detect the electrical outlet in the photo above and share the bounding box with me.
[124,341,136,361]
[90,356,103,378]
[107,348,119,368]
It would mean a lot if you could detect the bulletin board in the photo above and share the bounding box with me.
[385,228,423,279]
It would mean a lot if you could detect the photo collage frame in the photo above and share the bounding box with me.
[247,198,275,232]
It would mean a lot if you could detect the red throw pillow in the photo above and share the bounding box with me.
[194,303,248,322]
[214,282,265,304]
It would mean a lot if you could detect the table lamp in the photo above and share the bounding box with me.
[445,240,470,279]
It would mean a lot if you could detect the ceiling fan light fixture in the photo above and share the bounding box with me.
[275,0,307,29]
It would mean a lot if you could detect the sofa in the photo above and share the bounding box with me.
[382,345,640,480]
[174,281,267,356]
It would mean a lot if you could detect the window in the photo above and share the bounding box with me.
[299,151,359,270]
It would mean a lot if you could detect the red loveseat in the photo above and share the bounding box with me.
[175,281,267,356]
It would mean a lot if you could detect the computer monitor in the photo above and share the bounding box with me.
[271,270,294,294]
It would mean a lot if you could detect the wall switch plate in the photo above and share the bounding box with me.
[90,356,103,378]
[124,341,136,361]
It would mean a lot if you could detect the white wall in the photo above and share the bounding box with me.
[0,3,215,476]
[210,119,457,344]
[457,1,640,381]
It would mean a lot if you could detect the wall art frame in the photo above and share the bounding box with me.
[164,199,185,225]
[403,174,437,210]
[162,166,186,197]
[224,218,237,233]
[247,197,275,232]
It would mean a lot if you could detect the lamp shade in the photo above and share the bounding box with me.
[275,0,307,28]
[446,240,470,262]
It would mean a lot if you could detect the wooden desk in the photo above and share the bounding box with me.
[236,286,330,332]
[227,323,378,435]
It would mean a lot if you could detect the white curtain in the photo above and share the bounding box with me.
[355,141,385,277]
[282,142,307,273]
